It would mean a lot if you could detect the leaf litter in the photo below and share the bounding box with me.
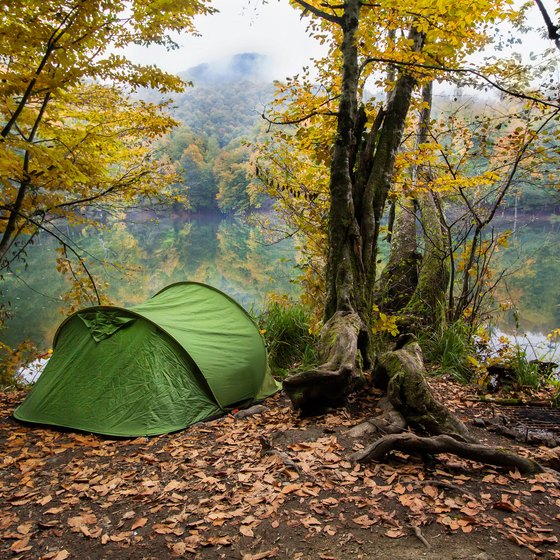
[0,384,559,559]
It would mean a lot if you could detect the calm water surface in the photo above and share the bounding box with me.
[2,211,559,363]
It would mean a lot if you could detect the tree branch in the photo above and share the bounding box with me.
[360,57,560,109]
[534,0,560,50]
[292,0,342,24]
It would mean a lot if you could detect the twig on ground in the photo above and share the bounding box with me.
[410,524,431,549]
[259,436,305,476]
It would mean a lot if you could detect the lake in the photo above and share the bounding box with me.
[1,210,559,363]
[0,211,299,349]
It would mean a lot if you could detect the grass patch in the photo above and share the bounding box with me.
[420,320,476,383]
[256,300,317,378]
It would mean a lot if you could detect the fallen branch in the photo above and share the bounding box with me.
[466,397,552,407]
[351,433,544,474]
[410,524,431,549]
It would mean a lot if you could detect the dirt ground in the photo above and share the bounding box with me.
[1,381,559,560]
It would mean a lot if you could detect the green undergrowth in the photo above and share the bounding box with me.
[419,320,559,404]
[255,299,318,378]
[420,320,476,383]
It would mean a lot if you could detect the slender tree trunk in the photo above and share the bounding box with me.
[396,82,449,325]
[376,197,418,312]
[0,93,51,266]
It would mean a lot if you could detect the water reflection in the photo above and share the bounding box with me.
[1,211,299,350]
[1,211,559,361]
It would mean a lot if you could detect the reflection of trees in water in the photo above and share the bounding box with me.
[2,212,299,349]
[492,220,560,334]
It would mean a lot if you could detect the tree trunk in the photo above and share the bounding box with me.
[405,83,449,324]
[406,190,449,324]
[376,197,418,312]
[284,5,424,414]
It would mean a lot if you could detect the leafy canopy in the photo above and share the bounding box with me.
[0,0,214,300]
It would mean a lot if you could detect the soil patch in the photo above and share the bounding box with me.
[1,384,559,559]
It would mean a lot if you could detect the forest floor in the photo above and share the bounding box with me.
[1,380,559,560]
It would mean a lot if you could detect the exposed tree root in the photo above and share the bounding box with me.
[410,524,431,549]
[350,432,544,474]
[376,339,473,442]
[284,322,543,475]
[283,311,367,414]
[347,397,406,438]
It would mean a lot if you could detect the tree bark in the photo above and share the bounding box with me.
[376,197,418,312]
[375,339,473,441]
[283,311,368,413]
[284,5,424,413]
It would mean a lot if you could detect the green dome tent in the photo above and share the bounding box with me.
[14,282,280,437]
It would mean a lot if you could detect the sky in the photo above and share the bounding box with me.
[127,0,326,81]
[125,0,554,83]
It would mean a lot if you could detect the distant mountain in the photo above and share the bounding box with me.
[165,53,275,147]
[181,53,269,85]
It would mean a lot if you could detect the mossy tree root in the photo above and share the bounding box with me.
[283,311,368,414]
[376,339,473,442]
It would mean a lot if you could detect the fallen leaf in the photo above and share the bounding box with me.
[206,535,232,546]
[130,517,148,530]
[38,495,53,506]
[109,531,132,542]
[509,469,522,480]
[281,483,301,494]
[240,525,254,537]
[17,522,33,535]
[353,514,376,528]
[11,536,32,553]
[422,485,439,499]
[385,528,406,539]
[45,507,64,515]
[169,542,188,556]
[68,513,97,528]
[493,501,518,513]
[42,550,70,560]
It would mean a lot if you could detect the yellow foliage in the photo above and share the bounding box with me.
[371,305,399,336]
[0,0,212,309]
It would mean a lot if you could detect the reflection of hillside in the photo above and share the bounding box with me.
[1,212,299,349]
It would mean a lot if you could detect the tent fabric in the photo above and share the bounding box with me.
[14,282,279,437]
[130,283,268,409]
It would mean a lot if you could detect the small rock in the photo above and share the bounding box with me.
[234,404,267,419]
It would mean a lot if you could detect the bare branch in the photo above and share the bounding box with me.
[292,0,342,24]
[360,57,560,109]
[534,0,560,50]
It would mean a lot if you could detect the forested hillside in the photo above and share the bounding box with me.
[148,53,275,213]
